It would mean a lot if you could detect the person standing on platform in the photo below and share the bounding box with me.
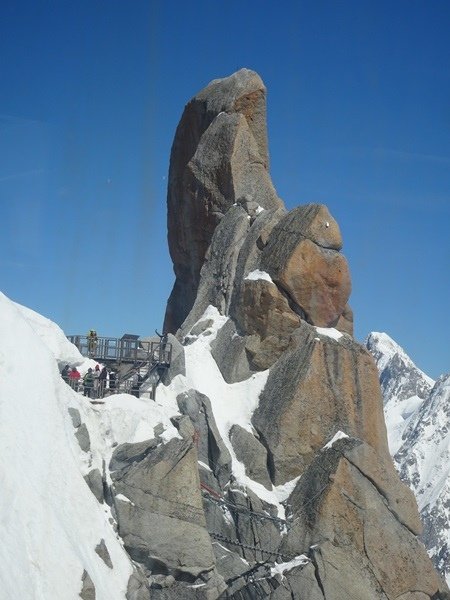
[83,368,94,398]
[98,366,107,398]
[68,367,81,391]
[87,330,98,356]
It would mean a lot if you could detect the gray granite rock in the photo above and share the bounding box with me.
[75,423,91,453]
[229,425,272,489]
[126,569,151,600]
[79,570,95,600]
[210,319,254,384]
[252,323,389,485]
[95,539,113,569]
[84,468,104,503]
[110,438,158,472]
[68,407,82,428]
[177,205,250,340]
[281,437,447,599]
[111,436,215,578]
[176,389,232,487]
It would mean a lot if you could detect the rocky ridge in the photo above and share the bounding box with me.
[45,70,448,599]
[366,332,450,586]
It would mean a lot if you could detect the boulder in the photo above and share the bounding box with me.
[126,569,151,600]
[235,279,300,340]
[210,318,254,384]
[261,205,351,327]
[109,438,158,472]
[233,278,301,370]
[165,69,283,333]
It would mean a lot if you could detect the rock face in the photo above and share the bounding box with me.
[252,323,389,485]
[165,68,283,333]
[128,70,448,598]
[282,437,444,600]
[110,434,217,579]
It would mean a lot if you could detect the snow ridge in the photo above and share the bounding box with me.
[366,331,450,585]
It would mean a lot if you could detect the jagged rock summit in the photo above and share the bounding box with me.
[165,68,283,334]
[159,70,448,598]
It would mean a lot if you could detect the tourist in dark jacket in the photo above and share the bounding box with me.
[109,370,117,392]
[98,366,107,398]
[83,368,94,398]
[61,364,70,383]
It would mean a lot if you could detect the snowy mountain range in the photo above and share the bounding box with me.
[366,332,450,584]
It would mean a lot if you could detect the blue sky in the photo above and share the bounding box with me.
[1,1,449,378]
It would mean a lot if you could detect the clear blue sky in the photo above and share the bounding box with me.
[1,1,449,378]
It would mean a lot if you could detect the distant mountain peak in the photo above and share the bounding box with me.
[367,330,449,585]
[366,331,434,405]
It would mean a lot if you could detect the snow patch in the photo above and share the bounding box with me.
[323,430,349,450]
[115,494,134,505]
[314,327,343,341]
[270,555,309,578]
[245,270,274,284]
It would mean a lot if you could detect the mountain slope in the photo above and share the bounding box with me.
[366,332,450,585]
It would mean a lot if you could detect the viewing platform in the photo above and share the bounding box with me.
[67,334,172,367]
[66,333,173,400]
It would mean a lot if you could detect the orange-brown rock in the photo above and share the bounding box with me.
[233,278,301,369]
[235,279,300,339]
[164,69,282,333]
[335,303,354,336]
[261,206,351,327]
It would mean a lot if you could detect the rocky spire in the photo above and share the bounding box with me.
[164,68,283,334]
[158,69,449,598]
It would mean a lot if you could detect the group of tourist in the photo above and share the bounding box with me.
[61,363,117,399]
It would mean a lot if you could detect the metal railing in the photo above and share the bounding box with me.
[65,335,172,401]
[67,335,172,366]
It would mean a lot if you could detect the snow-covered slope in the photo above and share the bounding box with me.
[0,292,184,599]
[366,332,434,405]
[395,375,450,583]
[0,293,132,599]
[366,331,450,585]
[366,332,434,453]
